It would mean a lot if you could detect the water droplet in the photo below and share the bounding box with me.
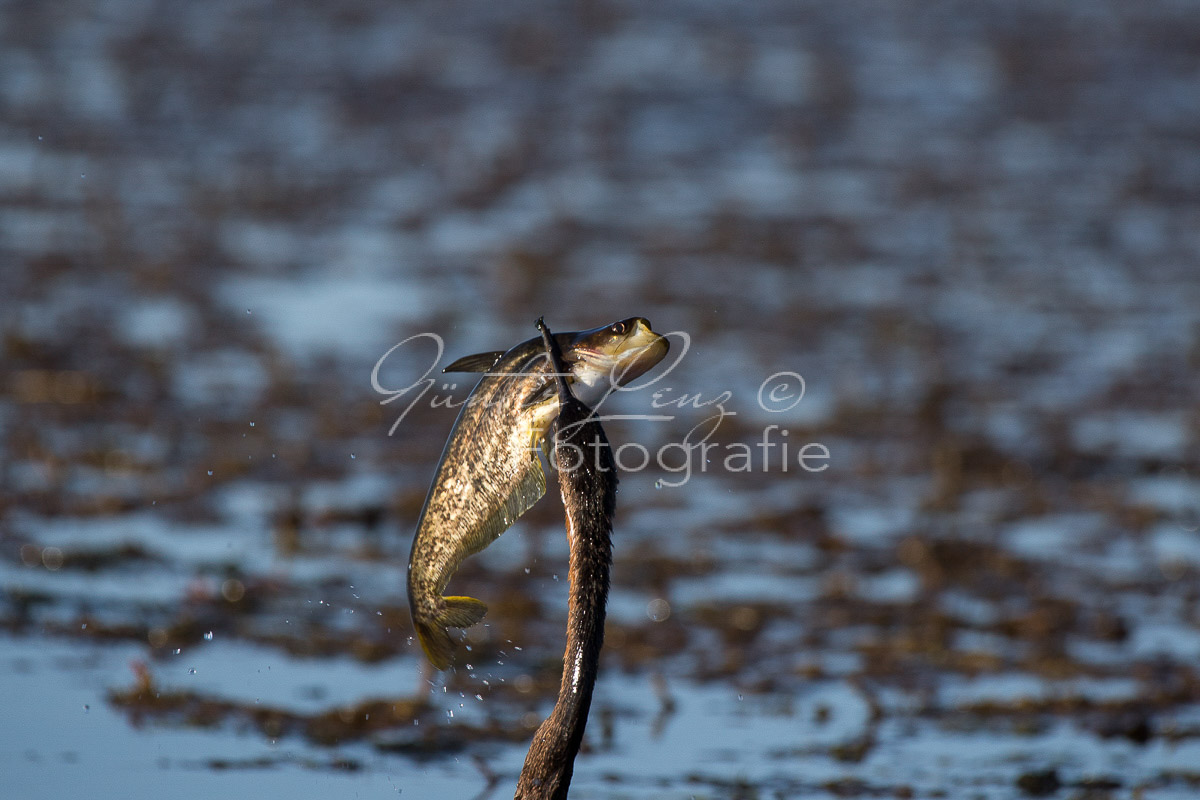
[646,598,671,622]
[80,623,87,630]
[249,421,255,427]
[475,694,483,701]
[189,668,196,674]
[447,709,454,719]
[738,693,744,701]
[654,479,664,489]
[203,631,214,641]
[83,704,89,712]
[207,470,213,476]
[173,648,181,655]
[350,453,356,459]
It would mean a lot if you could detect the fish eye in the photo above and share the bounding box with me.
[609,321,627,335]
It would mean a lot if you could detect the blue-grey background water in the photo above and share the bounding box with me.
[2,2,1199,798]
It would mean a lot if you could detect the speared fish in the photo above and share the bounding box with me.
[407,318,669,669]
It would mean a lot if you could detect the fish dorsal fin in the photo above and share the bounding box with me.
[466,433,549,553]
[443,351,505,373]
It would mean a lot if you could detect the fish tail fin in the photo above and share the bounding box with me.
[415,596,488,670]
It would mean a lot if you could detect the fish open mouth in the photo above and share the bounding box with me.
[570,318,670,389]
[609,334,669,385]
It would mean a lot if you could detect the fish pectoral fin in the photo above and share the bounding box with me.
[443,351,506,373]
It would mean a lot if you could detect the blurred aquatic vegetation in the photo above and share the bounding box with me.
[3,0,1200,797]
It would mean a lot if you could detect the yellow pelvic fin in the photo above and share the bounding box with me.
[415,596,488,670]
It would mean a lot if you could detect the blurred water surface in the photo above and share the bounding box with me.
[3,1,1200,798]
